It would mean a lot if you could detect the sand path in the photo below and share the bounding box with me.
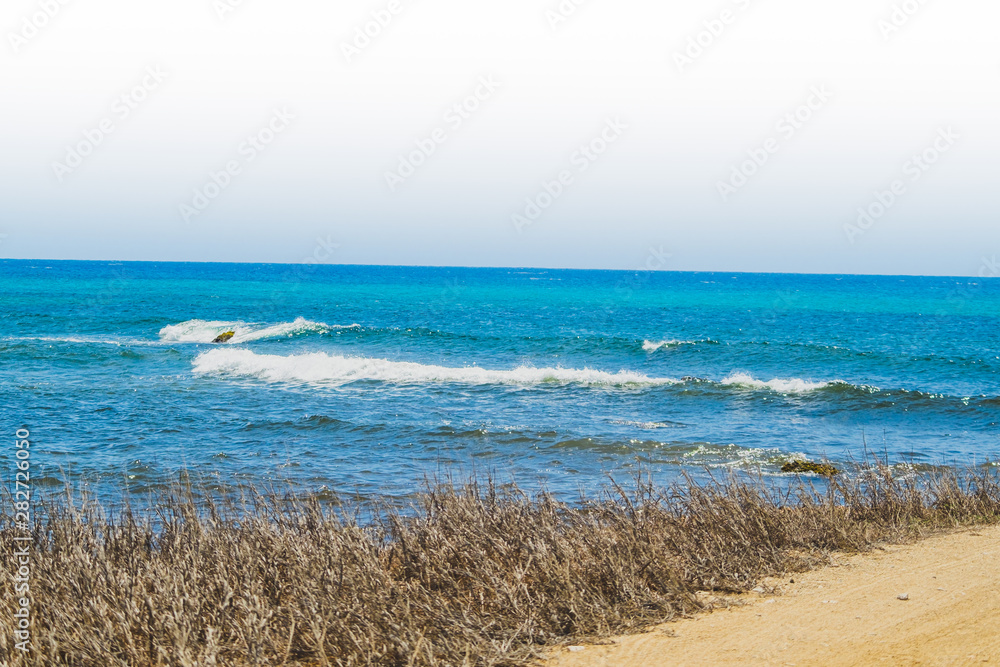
[548,525,1000,666]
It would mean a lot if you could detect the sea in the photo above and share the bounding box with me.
[2,260,999,503]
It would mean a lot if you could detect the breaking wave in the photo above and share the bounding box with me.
[192,349,680,387]
[158,318,357,344]
[191,350,849,396]
[719,372,832,393]
[642,339,717,352]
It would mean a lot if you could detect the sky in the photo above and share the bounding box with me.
[1,0,997,275]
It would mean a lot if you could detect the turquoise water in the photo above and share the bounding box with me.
[2,260,999,500]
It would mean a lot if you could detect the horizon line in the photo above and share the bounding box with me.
[1,257,996,280]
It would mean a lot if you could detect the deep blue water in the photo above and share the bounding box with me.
[2,260,999,501]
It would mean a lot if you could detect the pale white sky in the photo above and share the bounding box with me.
[1,0,997,274]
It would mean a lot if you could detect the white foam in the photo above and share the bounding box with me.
[610,420,682,429]
[5,335,129,346]
[642,339,710,352]
[720,372,829,393]
[642,339,680,352]
[159,320,241,343]
[683,443,808,469]
[158,318,353,344]
[192,349,681,387]
[234,318,336,343]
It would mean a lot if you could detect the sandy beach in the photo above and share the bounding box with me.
[550,524,1000,666]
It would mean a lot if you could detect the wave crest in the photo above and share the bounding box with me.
[159,318,356,344]
[609,419,685,429]
[720,372,830,393]
[192,349,680,387]
[191,350,856,395]
[642,339,717,352]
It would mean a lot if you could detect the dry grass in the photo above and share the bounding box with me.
[2,463,1000,666]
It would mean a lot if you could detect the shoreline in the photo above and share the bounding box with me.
[549,524,1000,666]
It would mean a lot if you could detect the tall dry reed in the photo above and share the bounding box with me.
[2,463,999,666]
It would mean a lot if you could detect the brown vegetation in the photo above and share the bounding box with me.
[2,464,1000,666]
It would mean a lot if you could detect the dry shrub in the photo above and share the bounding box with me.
[2,463,999,666]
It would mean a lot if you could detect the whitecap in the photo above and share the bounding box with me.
[642,339,715,352]
[158,317,354,344]
[192,349,682,387]
[720,372,830,393]
[609,419,684,429]
[642,339,681,352]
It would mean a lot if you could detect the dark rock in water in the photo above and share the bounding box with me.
[212,331,235,343]
[781,460,840,476]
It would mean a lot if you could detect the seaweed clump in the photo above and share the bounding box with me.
[781,459,840,476]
